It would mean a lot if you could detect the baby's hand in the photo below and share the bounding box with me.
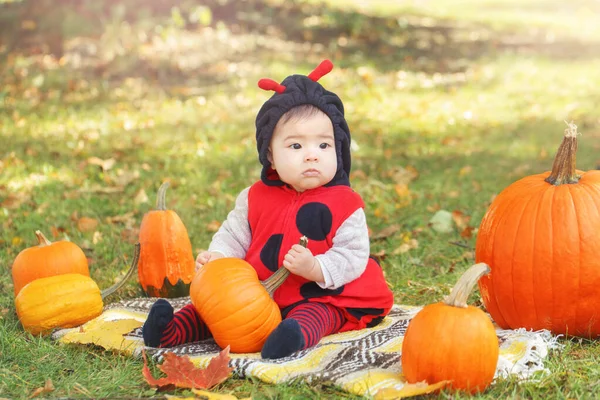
[195,251,224,271]
[282,244,324,282]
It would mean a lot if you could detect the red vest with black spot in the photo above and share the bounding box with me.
[245,181,394,331]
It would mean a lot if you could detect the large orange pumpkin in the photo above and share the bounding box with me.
[190,237,307,353]
[476,122,600,337]
[401,263,499,394]
[11,230,89,296]
[138,182,195,297]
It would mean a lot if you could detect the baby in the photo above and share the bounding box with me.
[142,60,394,359]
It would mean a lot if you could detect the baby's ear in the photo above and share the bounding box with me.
[267,148,275,168]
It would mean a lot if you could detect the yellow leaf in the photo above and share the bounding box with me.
[12,237,22,246]
[60,318,142,353]
[191,389,240,399]
[373,380,450,399]
[394,184,411,198]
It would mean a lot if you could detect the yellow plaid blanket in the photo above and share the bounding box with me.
[52,297,560,399]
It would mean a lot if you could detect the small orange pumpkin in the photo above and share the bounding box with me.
[476,123,600,337]
[401,263,499,394]
[190,237,307,353]
[15,244,140,335]
[138,182,195,297]
[11,230,89,296]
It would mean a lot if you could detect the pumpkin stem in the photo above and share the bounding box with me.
[35,230,52,246]
[262,236,308,297]
[156,182,170,211]
[443,263,490,308]
[101,243,140,299]
[545,121,580,185]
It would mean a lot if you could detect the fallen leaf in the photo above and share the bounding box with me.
[29,378,54,398]
[451,210,471,230]
[394,183,411,198]
[389,166,419,185]
[77,217,99,233]
[392,239,419,254]
[87,157,116,171]
[92,231,103,244]
[142,346,232,390]
[373,380,450,399]
[460,226,475,239]
[59,318,143,353]
[191,389,240,399]
[105,212,136,227]
[371,224,401,240]
[134,189,149,205]
[113,169,140,187]
[1,193,29,209]
[429,210,454,233]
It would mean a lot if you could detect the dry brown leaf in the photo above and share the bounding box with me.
[460,226,475,239]
[371,224,400,240]
[113,169,140,187]
[389,165,419,185]
[451,210,471,230]
[77,217,99,233]
[29,378,54,398]
[1,193,29,209]
[87,157,116,171]
[105,212,136,227]
[392,239,419,255]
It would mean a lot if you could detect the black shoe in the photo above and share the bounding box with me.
[142,299,174,347]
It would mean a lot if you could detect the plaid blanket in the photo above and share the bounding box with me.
[52,297,560,398]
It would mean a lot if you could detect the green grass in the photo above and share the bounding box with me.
[2,0,600,398]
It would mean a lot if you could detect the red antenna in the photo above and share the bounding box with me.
[307,59,333,82]
[258,78,286,94]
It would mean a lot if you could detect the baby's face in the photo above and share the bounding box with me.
[268,111,337,192]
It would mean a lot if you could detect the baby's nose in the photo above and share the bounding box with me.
[305,152,318,161]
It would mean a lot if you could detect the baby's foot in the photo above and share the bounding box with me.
[142,299,174,347]
[261,319,305,359]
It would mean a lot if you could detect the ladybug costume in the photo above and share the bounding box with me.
[142,60,394,358]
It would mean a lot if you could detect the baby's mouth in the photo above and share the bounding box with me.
[303,169,320,177]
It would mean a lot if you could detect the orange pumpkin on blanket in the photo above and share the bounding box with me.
[401,263,498,394]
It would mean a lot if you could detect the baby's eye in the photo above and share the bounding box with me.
[290,143,302,149]
[319,143,331,149]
